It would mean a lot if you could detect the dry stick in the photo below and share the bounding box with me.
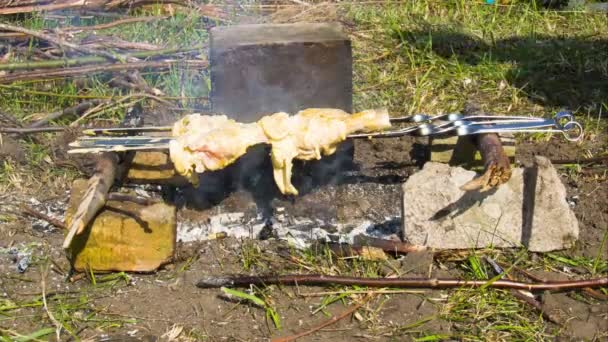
[271,294,372,342]
[0,22,130,62]
[497,261,608,301]
[488,259,563,325]
[460,133,512,192]
[66,16,166,31]
[550,155,608,165]
[0,46,205,71]
[28,99,104,128]
[0,126,65,133]
[298,289,425,297]
[0,0,87,15]
[509,286,562,324]
[107,193,159,206]
[40,265,63,340]
[0,16,165,39]
[69,101,108,127]
[20,204,66,230]
[196,274,608,291]
[0,60,207,84]
[0,0,182,15]
[354,235,427,254]
[62,152,118,249]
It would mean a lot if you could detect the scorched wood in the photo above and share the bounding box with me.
[62,152,118,249]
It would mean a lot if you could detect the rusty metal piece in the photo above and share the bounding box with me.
[209,23,353,122]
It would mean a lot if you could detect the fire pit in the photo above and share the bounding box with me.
[60,22,583,272]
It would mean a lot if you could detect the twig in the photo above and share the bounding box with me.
[28,100,104,128]
[354,236,427,254]
[0,22,131,62]
[298,289,424,297]
[0,16,166,39]
[20,204,66,230]
[196,274,608,291]
[551,156,608,165]
[487,257,561,325]
[0,60,208,83]
[287,0,311,6]
[0,126,65,134]
[63,152,119,249]
[68,101,108,127]
[271,294,371,342]
[0,0,87,15]
[107,193,159,206]
[0,0,182,15]
[497,261,608,301]
[64,15,166,32]
[460,133,512,192]
[0,46,205,71]
[40,264,63,340]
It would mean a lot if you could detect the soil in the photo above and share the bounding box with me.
[1,130,607,341]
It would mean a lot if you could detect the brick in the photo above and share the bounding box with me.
[65,179,176,272]
[126,151,188,185]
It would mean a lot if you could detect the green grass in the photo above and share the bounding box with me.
[1,0,607,340]
[349,1,608,119]
[0,8,211,193]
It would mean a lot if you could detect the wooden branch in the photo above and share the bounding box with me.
[460,133,512,192]
[0,60,207,84]
[197,274,608,292]
[107,193,159,206]
[0,0,181,15]
[353,236,427,254]
[550,155,608,165]
[487,258,562,325]
[65,16,166,32]
[0,46,204,71]
[20,204,66,230]
[28,100,104,128]
[0,126,65,133]
[63,152,118,249]
[457,103,512,192]
[0,0,89,15]
[271,295,371,342]
[0,22,131,62]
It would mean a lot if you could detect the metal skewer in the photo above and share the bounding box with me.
[67,112,584,154]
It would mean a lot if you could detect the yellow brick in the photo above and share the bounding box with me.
[65,179,176,272]
[126,151,188,185]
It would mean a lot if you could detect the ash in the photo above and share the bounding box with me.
[176,137,418,247]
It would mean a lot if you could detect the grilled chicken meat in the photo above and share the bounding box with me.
[259,108,391,195]
[169,115,268,185]
[169,108,391,194]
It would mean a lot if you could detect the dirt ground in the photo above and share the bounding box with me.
[1,130,607,341]
[1,2,607,339]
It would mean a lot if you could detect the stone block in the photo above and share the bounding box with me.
[65,179,176,272]
[401,156,578,252]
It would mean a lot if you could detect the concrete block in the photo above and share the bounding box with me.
[401,156,578,252]
[65,179,176,272]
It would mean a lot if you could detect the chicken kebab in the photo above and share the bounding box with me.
[70,108,392,195]
[169,108,391,195]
